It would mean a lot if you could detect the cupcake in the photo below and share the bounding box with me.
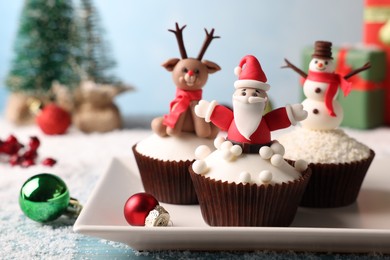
[190,55,311,226]
[278,128,374,208]
[133,133,215,204]
[132,23,221,204]
[280,40,374,208]
[189,137,311,226]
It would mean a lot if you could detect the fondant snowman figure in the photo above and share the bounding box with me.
[301,41,350,130]
[283,41,370,130]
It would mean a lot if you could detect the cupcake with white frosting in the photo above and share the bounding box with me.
[189,54,311,226]
[133,133,214,204]
[189,137,311,227]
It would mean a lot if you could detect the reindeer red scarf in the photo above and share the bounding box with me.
[163,88,202,128]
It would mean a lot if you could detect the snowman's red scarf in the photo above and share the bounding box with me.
[163,88,203,128]
[306,70,352,117]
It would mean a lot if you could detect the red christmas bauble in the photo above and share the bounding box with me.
[123,192,159,226]
[36,104,71,135]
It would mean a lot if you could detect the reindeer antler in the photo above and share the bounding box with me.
[169,23,188,59]
[197,28,220,60]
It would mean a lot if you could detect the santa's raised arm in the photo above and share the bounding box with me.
[195,55,307,153]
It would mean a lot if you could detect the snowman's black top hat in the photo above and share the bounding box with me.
[312,41,333,60]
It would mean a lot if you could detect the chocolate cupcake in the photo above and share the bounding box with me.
[278,128,375,208]
[133,133,214,204]
[189,137,311,226]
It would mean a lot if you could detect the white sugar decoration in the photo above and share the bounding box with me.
[192,160,208,174]
[270,142,285,156]
[195,145,211,160]
[239,171,251,184]
[259,170,272,184]
[230,145,243,157]
[220,140,233,150]
[213,136,225,149]
[294,159,308,172]
[221,150,233,161]
[259,146,273,159]
[270,154,284,167]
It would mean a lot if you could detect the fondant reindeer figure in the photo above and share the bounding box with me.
[151,23,221,138]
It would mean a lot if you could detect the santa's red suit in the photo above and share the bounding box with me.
[209,105,292,144]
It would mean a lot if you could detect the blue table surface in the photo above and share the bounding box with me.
[75,235,388,260]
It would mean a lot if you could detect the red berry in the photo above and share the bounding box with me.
[21,158,35,168]
[9,154,21,166]
[29,136,40,151]
[6,135,18,144]
[23,149,38,160]
[36,103,71,135]
[42,157,57,167]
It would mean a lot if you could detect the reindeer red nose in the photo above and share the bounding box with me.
[187,70,194,76]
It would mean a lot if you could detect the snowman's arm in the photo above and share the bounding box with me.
[344,62,371,80]
[281,58,308,78]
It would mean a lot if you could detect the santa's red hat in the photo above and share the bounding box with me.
[234,55,270,91]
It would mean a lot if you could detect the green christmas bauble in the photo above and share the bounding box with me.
[19,173,70,223]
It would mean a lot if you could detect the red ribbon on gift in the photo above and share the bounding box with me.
[335,48,383,91]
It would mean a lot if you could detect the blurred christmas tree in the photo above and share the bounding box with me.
[76,0,119,84]
[4,0,129,126]
[6,0,80,94]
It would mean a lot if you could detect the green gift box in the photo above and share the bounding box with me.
[301,45,386,129]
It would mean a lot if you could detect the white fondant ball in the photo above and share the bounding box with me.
[271,142,285,156]
[294,159,308,172]
[230,145,243,157]
[270,154,284,167]
[220,141,233,150]
[259,170,272,184]
[192,160,208,174]
[221,150,233,161]
[195,145,211,160]
[239,171,251,183]
[259,146,273,159]
[214,136,225,149]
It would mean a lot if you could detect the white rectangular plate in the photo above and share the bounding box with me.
[74,155,390,253]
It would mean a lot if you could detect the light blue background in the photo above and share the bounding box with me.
[0,0,364,117]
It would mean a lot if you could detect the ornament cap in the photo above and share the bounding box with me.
[145,205,170,227]
[63,197,83,218]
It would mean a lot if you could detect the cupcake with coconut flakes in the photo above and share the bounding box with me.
[279,40,375,208]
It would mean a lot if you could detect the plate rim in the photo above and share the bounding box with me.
[73,156,390,252]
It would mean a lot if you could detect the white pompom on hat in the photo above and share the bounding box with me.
[234,55,270,91]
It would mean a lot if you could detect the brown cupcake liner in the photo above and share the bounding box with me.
[189,167,312,227]
[296,149,375,208]
[132,144,198,205]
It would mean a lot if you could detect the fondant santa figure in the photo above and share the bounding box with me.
[195,55,307,153]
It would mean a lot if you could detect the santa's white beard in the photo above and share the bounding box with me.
[233,95,266,140]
